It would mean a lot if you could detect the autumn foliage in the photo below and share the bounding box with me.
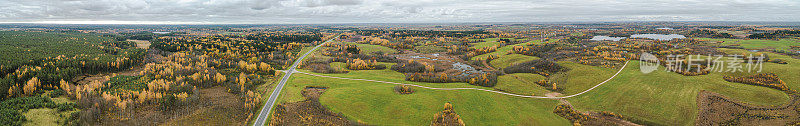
[431,102,465,126]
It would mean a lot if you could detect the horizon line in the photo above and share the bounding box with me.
[3,20,800,25]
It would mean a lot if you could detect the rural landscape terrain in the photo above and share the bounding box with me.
[0,22,799,126]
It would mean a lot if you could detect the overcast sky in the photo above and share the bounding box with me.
[0,0,798,24]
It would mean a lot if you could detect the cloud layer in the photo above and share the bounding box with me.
[1,0,798,24]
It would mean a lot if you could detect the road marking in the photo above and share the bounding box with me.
[252,35,338,126]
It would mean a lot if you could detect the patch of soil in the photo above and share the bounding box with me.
[554,100,641,126]
[584,112,642,126]
[97,86,249,126]
[127,39,151,49]
[696,91,800,125]
[269,86,361,126]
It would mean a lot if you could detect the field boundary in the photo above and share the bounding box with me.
[295,61,629,99]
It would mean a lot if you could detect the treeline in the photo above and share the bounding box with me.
[355,30,490,38]
[0,31,130,78]
[504,59,567,77]
[0,96,78,126]
[72,51,271,125]
[150,34,309,69]
[245,33,322,43]
[392,60,498,87]
[723,73,788,91]
[748,30,800,39]
[687,30,734,38]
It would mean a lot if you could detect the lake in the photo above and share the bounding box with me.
[630,34,686,41]
[591,34,686,41]
[590,36,627,41]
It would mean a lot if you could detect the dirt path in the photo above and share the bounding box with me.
[293,60,628,99]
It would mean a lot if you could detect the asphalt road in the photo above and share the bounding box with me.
[252,35,337,126]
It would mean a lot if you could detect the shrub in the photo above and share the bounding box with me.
[49,89,65,98]
[723,73,788,91]
[504,59,567,76]
[405,72,464,83]
[304,63,348,74]
[391,60,443,73]
[345,58,386,70]
[467,73,497,87]
[394,85,415,94]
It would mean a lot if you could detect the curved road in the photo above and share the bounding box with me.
[252,35,337,126]
[296,61,629,99]
[253,37,627,125]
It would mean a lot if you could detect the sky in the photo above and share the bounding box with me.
[0,0,798,24]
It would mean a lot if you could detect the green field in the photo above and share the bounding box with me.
[279,67,570,125]
[494,73,550,96]
[468,38,528,49]
[568,60,792,125]
[556,61,618,95]
[697,38,800,51]
[470,39,552,61]
[274,37,800,126]
[489,54,540,69]
[342,41,399,54]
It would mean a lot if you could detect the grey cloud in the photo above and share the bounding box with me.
[0,0,798,23]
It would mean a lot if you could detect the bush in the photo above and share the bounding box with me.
[56,103,78,112]
[405,72,466,83]
[0,96,61,125]
[49,89,65,98]
[391,60,443,73]
[304,63,348,74]
[394,85,415,94]
[0,109,25,126]
[345,58,386,70]
[503,59,567,76]
[467,73,497,87]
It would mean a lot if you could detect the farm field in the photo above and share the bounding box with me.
[3,22,800,126]
[569,61,793,125]
[697,38,800,51]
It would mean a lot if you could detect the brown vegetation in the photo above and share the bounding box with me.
[431,102,465,126]
[269,86,361,126]
[696,91,800,125]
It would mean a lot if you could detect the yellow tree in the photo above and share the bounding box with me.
[23,77,40,96]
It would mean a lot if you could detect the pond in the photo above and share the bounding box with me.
[630,34,686,41]
[452,62,484,77]
[656,27,674,30]
[591,34,686,41]
[590,36,627,41]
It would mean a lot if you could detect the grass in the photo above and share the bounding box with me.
[342,41,398,54]
[557,61,618,95]
[279,67,570,125]
[494,73,551,96]
[271,38,800,125]
[413,45,447,54]
[716,48,800,91]
[22,108,60,126]
[489,54,540,69]
[567,60,792,126]
[470,39,550,61]
[468,38,528,49]
[696,38,800,51]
